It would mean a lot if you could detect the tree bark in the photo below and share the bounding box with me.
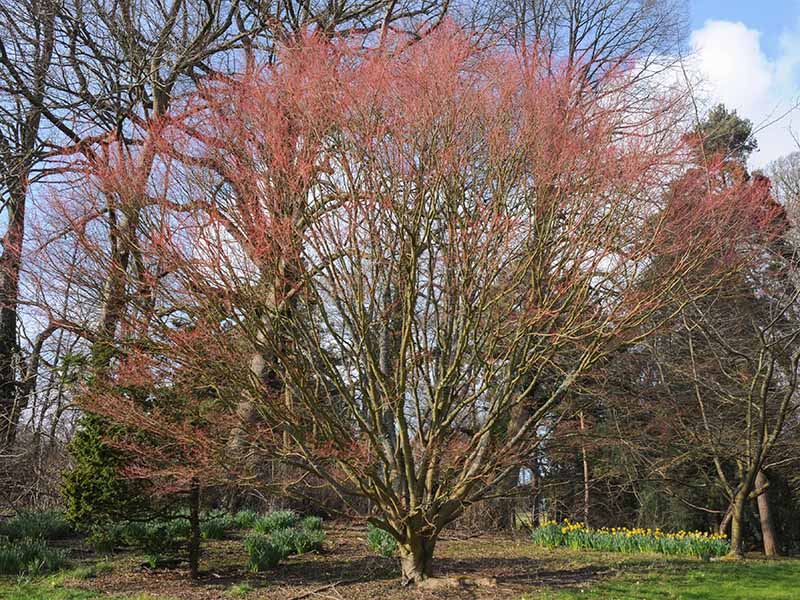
[718,503,733,536]
[755,470,779,557]
[0,180,25,449]
[579,411,590,527]
[188,483,201,578]
[399,533,436,585]
[728,490,747,559]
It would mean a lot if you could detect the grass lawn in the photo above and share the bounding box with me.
[538,559,800,600]
[1,529,797,599]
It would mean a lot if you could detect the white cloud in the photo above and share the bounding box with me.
[690,19,800,168]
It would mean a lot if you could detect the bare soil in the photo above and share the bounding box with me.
[63,524,621,599]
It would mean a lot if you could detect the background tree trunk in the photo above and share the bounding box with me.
[756,470,780,556]
[579,411,590,527]
[188,483,201,578]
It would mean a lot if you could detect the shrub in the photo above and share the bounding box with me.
[243,532,283,571]
[87,522,126,553]
[253,510,298,534]
[202,511,235,539]
[140,524,174,555]
[366,523,397,557]
[0,539,69,575]
[268,527,299,556]
[120,521,147,546]
[0,510,74,541]
[228,582,254,596]
[61,413,147,525]
[234,509,258,529]
[119,520,185,554]
[165,517,192,540]
[300,516,323,531]
[293,529,325,554]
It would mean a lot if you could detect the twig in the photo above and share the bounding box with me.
[288,579,359,600]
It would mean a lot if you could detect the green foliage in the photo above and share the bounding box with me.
[0,510,74,541]
[300,516,322,531]
[201,512,235,540]
[86,523,125,553]
[366,523,398,557]
[86,517,190,555]
[66,562,113,580]
[233,510,258,530]
[144,554,162,569]
[0,539,69,575]
[252,510,298,534]
[530,521,729,559]
[243,532,283,571]
[126,520,187,555]
[692,103,757,163]
[61,414,147,526]
[227,582,253,597]
[292,529,325,554]
[267,527,299,556]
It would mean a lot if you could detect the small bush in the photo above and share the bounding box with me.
[253,510,299,534]
[87,522,125,553]
[300,516,323,531]
[268,527,299,556]
[366,523,398,557]
[0,510,74,541]
[144,553,162,569]
[201,519,227,540]
[165,518,191,539]
[202,511,235,539]
[293,529,325,554]
[88,518,189,556]
[234,509,258,530]
[0,538,69,575]
[120,520,185,554]
[243,532,283,571]
[140,524,175,555]
[120,521,147,546]
[228,582,254,597]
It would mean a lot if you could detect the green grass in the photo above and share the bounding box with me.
[0,578,177,600]
[538,559,800,600]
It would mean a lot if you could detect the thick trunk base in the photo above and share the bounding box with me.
[399,536,436,586]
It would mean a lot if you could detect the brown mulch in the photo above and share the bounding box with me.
[68,524,611,599]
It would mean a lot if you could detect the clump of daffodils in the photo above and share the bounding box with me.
[532,519,728,559]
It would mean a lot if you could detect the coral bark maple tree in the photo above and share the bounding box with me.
[43,27,783,583]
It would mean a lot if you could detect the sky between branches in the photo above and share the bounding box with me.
[691,0,800,167]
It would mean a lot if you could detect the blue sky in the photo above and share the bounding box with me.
[688,1,800,166]
[691,2,798,59]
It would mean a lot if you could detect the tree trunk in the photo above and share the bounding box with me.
[728,491,747,559]
[0,180,26,449]
[188,483,201,578]
[755,470,779,557]
[399,533,436,585]
[579,411,590,527]
[531,465,540,528]
[719,503,733,536]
